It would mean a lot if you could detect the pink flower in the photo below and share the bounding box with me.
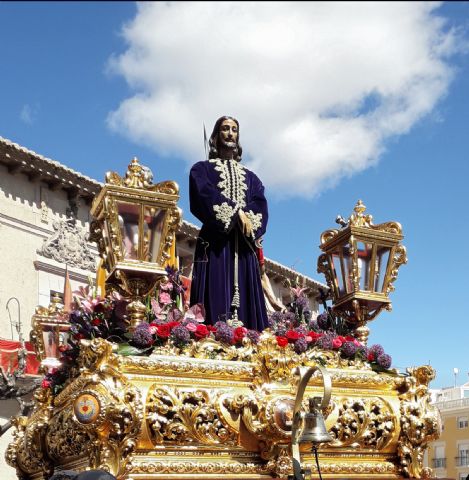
[151,298,166,320]
[81,296,106,314]
[184,303,205,322]
[159,292,172,305]
[332,338,343,349]
[149,325,158,335]
[186,322,197,332]
[290,286,308,298]
[42,379,51,389]
[305,336,313,343]
[73,285,90,300]
[160,281,173,292]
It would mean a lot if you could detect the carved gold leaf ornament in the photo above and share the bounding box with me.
[146,385,238,446]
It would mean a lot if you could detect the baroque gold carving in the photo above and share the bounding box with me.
[146,386,237,446]
[8,333,437,480]
[46,408,94,460]
[397,365,441,479]
[328,397,396,450]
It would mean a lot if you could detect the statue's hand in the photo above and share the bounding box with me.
[238,210,253,238]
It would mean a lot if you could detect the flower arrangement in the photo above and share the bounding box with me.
[268,285,393,369]
[41,273,393,394]
[42,268,261,393]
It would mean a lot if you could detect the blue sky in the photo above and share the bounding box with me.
[1,2,468,389]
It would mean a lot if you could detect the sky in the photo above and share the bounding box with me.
[1,1,468,389]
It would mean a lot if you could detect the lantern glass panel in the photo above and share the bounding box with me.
[42,328,58,360]
[342,243,353,293]
[331,253,345,296]
[143,206,167,263]
[117,202,141,260]
[374,245,391,292]
[357,241,373,291]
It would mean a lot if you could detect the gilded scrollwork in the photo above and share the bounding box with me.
[184,336,257,361]
[46,409,93,460]
[385,244,408,294]
[146,386,237,446]
[397,366,440,479]
[328,397,396,450]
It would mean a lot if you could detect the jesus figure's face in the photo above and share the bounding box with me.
[219,119,238,150]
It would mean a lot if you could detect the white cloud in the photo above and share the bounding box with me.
[20,104,38,125]
[107,1,461,197]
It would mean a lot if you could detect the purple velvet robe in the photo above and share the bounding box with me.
[189,159,269,331]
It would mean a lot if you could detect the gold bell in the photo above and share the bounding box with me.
[297,397,332,445]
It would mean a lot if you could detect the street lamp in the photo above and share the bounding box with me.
[317,200,407,344]
[290,365,332,480]
[90,157,182,331]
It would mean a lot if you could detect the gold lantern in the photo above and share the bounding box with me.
[317,200,407,343]
[30,293,71,372]
[90,157,182,331]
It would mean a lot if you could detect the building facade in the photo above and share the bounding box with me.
[427,382,469,480]
[0,136,326,479]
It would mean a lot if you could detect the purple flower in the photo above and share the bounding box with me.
[316,312,330,330]
[171,325,191,344]
[377,353,392,369]
[308,320,319,332]
[294,325,308,335]
[283,311,296,327]
[316,332,334,350]
[369,344,385,358]
[269,311,284,324]
[295,295,309,310]
[341,341,358,358]
[247,330,260,344]
[215,323,234,344]
[294,337,308,354]
[132,323,154,348]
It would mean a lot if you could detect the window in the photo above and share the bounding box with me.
[458,416,469,429]
[458,444,469,467]
[464,390,469,398]
[433,445,445,468]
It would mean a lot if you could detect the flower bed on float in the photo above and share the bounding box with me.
[43,267,393,394]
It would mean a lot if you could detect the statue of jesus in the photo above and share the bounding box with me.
[189,116,269,331]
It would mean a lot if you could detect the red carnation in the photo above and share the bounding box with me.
[285,330,301,342]
[308,331,323,341]
[194,324,210,339]
[167,321,181,330]
[207,325,217,333]
[367,352,375,362]
[91,318,101,326]
[234,326,248,343]
[277,337,288,348]
[156,324,171,339]
[41,379,51,389]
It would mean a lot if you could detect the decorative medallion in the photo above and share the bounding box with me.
[272,397,295,433]
[73,392,101,425]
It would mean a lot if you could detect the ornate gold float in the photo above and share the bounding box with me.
[6,334,440,480]
[5,165,440,480]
